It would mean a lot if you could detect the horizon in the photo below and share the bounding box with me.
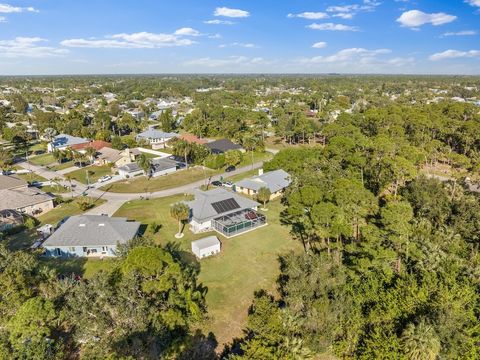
[1,0,479,75]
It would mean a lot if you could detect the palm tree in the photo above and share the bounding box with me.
[65,175,75,198]
[401,320,441,360]
[257,186,272,210]
[137,153,153,178]
[84,147,97,165]
[52,176,62,192]
[170,202,190,239]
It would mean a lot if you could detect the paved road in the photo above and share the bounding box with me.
[17,160,265,216]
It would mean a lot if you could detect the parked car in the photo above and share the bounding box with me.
[223,181,233,188]
[211,180,223,187]
[225,165,236,172]
[98,175,112,183]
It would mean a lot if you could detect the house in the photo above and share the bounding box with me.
[180,133,208,145]
[42,215,141,258]
[47,134,90,152]
[95,147,124,166]
[0,175,54,216]
[118,163,144,179]
[191,236,221,259]
[136,129,178,148]
[150,158,178,177]
[71,140,111,153]
[186,188,266,237]
[205,138,244,154]
[235,169,291,199]
[0,209,24,231]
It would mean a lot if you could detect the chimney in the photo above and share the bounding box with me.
[258,168,264,176]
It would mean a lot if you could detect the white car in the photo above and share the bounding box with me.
[222,181,234,188]
[98,175,112,183]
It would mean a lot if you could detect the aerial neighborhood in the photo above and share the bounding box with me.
[1,74,480,359]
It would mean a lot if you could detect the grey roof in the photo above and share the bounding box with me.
[136,129,178,141]
[0,187,54,211]
[205,138,243,154]
[0,175,27,190]
[51,134,90,149]
[151,158,177,172]
[192,236,220,250]
[187,188,259,222]
[236,169,291,193]
[43,215,140,247]
[118,163,142,173]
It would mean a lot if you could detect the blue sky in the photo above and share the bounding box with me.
[0,0,479,75]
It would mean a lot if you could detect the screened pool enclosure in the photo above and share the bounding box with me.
[211,209,266,237]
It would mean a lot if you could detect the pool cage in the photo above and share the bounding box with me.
[211,209,266,237]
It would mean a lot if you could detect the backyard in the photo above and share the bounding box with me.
[113,194,300,347]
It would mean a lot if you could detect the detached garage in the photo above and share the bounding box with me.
[191,236,221,259]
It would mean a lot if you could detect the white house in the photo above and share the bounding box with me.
[118,163,144,179]
[235,169,291,200]
[47,134,90,153]
[42,215,140,258]
[135,129,178,149]
[191,236,221,259]
[186,188,266,237]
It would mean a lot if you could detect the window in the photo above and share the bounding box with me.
[102,246,107,253]
[55,248,61,256]
[83,247,87,253]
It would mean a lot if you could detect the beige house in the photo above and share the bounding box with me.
[0,175,54,216]
[235,169,292,200]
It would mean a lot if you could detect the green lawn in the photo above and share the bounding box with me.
[37,197,107,226]
[65,165,113,184]
[114,194,300,346]
[101,167,216,193]
[49,160,76,171]
[28,153,56,166]
[40,257,118,278]
[225,169,259,183]
[14,172,48,183]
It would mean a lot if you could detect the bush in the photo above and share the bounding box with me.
[77,199,93,211]
[24,217,37,229]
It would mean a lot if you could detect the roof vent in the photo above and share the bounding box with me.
[79,224,86,227]
[98,223,105,227]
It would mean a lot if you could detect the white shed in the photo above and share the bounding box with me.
[191,236,221,259]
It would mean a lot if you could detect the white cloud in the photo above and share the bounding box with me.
[387,57,415,66]
[308,23,359,31]
[219,42,258,48]
[396,10,456,28]
[0,3,38,13]
[326,1,381,19]
[429,49,480,61]
[183,56,268,68]
[442,30,477,36]
[312,42,327,48]
[0,15,6,22]
[287,12,329,20]
[214,7,249,18]
[61,31,197,49]
[204,19,234,25]
[465,0,480,7]
[0,37,68,58]
[174,27,201,36]
[299,48,391,64]
[209,33,222,39]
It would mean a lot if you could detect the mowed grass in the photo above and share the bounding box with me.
[102,167,216,193]
[40,257,118,279]
[37,197,107,226]
[65,165,113,184]
[49,160,76,171]
[28,153,56,166]
[114,194,301,347]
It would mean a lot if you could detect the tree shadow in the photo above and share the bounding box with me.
[40,257,88,277]
[178,330,219,360]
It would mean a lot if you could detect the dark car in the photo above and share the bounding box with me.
[225,165,236,172]
[211,180,223,187]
